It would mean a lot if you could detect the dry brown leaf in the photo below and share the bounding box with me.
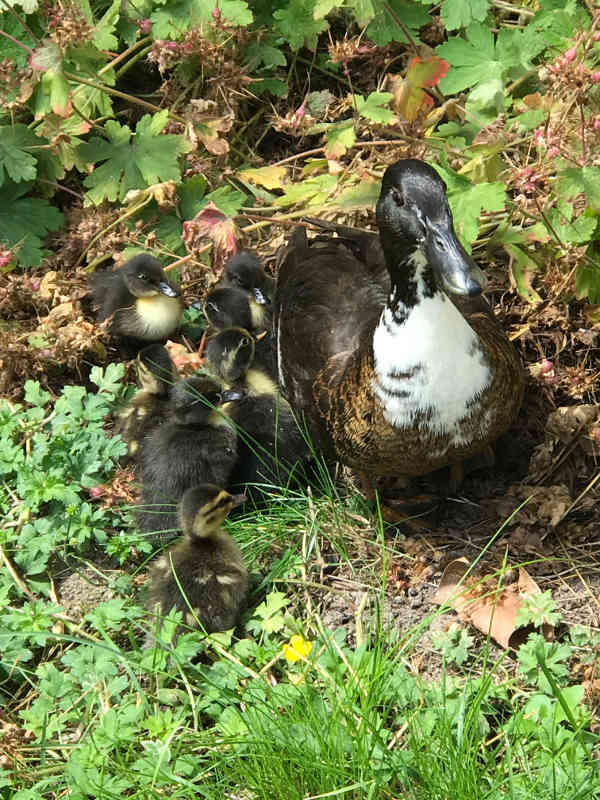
[434,558,551,649]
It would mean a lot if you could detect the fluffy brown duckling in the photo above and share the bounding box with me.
[205,327,312,504]
[146,484,248,641]
[89,254,183,353]
[219,250,275,307]
[115,344,175,461]
[137,375,241,543]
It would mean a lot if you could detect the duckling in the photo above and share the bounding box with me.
[89,254,183,352]
[115,344,175,461]
[202,285,272,334]
[137,375,240,543]
[205,327,311,501]
[146,484,248,640]
[275,159,524,490]
[205,327,278,397]
[220,250,275,307]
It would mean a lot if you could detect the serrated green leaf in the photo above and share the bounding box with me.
[203,186,246,216]
[245,42,287,69]
[0,0,38,13]
[151,0,252,39]
[441,0,489,32]
[312,120,356,158]
[313,0,339,18]
[0,126,38,186]
[355,92,395,124]
[557,167,600,212]
[334,177,379,209]
[547,202,598,245]
[274,174,338,208]
[178,175,208,219]
[93,0,120,50]
[366,1,430,46]
[78,112,191,206]
[0,181,64,267]
[251,78,289,97]
[274,0,329,51]
[434,166,506,248]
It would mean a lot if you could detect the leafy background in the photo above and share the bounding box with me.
[1,0,600,798]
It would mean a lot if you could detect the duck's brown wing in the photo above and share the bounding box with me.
[275,227,385,422]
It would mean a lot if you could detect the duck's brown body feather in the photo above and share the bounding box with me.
[276,228,524,477]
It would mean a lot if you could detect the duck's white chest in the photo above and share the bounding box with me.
[372,293,492,444]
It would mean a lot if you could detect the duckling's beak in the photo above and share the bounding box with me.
[230,492,247,508]
[159,281,180,298]
[252,287,268,305]
[424,222,487,297]
[221,389,246,403]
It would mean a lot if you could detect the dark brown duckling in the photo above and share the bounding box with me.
[89,254,183,353]
[205,327,278,397]
[220,250,275,307]
[115,344,175,461]
[275,159,524,490]
[146,484,248,641]
[137,375,240,543]
[205,327,312,504]
[201,286,271,334]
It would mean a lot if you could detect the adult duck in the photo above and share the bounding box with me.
[274,159,524,485]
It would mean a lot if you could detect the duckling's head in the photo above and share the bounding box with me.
[202,287,253,331]
[179,484,246,539]
[122,254,181,300]
[224,251,273,305]
[375,159,486,297]
[170,375,226,426]
[206,327,255,384]
[136,344,174,396]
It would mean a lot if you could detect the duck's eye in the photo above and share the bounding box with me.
[240,337,250,347]
[391,189,405,208]
[137,272,149,281]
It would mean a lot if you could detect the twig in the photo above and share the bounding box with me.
[0,542,36,601]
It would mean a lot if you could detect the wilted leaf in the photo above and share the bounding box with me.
[434,558,551,649]
[182,201,240,273]
[388,57,449,122]
[238,165,288,190]
[505,243,543,304]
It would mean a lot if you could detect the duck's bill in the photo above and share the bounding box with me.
[425,224,487,297]
[229,492,247,508]
[221,389,246,403]
[159,281,180,298]
[252,287,268,305]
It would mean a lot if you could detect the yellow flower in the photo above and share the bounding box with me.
[282,634,313,663]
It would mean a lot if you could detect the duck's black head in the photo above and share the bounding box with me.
[136,344,174,395]
[376,159,486,297]
[206,327,256,384]
[224,251,273,305]
[201,287,253,331]
[170,375,227,426]
[122,254,181,299]
[179,484,246,538]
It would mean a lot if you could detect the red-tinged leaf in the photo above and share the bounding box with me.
[182,201,241,273]
[29,40,62,72]
[388,57,449,122]
[407,56,449,88]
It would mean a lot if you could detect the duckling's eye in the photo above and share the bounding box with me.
[391,189,405,208]
[240,337,250,347]
[137,272,149,281]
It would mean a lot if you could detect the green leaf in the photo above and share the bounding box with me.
[437,23,501,97]
[274,174,338,208]
[203,186,246,216]
[557,167,600,213]
[93,0,121,50]
[505,244,542,304]
[0,0,38,13]
[151,0,252,39]
[441,0,489,31]
[0,181,64,267]
[78,112,191,206]
[575,243,600,304]
[366,1,430,46]
[0,125,38,186]
[309,120,356,158]
[178,175,208,219]
[355,92,395,124]
[434,166,506,249]
[274,0,329,51]
[546,202,597,245]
